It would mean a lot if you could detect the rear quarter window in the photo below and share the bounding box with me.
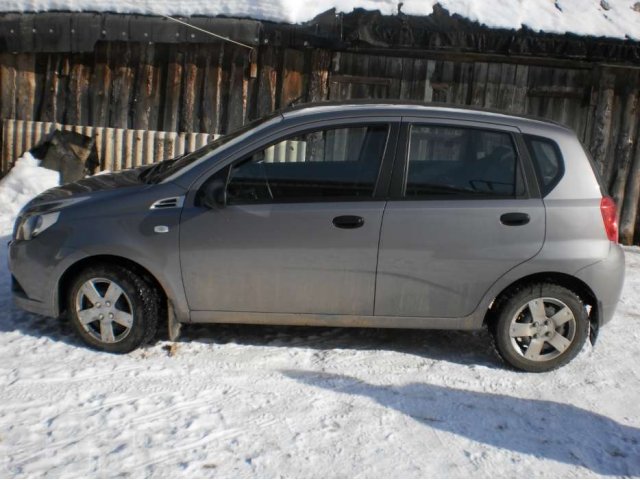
[523,135,565,197]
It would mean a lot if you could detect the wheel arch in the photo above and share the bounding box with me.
[483,271,600,343]
[57,254,168,317]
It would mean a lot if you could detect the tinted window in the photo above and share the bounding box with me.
[405,126,521,198]
[145,111,282,183]
[226,125,388,203]
[524,135,565,197]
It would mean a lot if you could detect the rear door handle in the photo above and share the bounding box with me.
[500,212,530,226]
[333,215,365,229]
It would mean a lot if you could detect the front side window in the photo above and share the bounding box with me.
[405,125,522,198]
[225,125,389,203]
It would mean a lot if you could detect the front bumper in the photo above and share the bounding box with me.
[12,289,55,317]
[8,237,66,318]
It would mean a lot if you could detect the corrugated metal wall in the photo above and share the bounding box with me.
[1,119,212,172]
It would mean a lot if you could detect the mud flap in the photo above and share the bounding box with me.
[167,299,182,341]
[589,317,599,346]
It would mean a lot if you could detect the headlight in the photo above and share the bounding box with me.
[16,211,60,241]
[13,196,88,241]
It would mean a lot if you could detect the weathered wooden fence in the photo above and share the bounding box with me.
[1,42,639,243]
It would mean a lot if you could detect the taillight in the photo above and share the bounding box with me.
[600,196,618,242]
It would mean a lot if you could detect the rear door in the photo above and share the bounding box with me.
[375,118,545,319]
[180,119,399,315]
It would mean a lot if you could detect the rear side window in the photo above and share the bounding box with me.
[523,135,565,197]
[404,125,523,198]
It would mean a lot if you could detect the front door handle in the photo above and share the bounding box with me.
[500,212,530,226]
[333,215,365,229]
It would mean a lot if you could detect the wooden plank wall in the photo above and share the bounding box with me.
[0,42,639,244]
[0,43,330,136]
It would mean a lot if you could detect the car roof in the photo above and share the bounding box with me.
[281,100,572,133]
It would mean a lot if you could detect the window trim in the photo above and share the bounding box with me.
[198,121,399,206]
[390,120,532,201]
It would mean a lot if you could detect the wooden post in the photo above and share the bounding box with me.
[67,54,91,125]
[16,54,36,121]
[133,43,160,131]
[497,63,517,112]
[385,55,402,99]
[256,45,278,118]
[620,136,640,245]
[308,49,331,103]
[201,44,222,134]
[589,69,616,179]
[181,45,199,133]
[226,46,248,132]
[512,64,529,114]
[609,85,638,213]
[1,53,18,120]
[162,44,184,132]
[90,43,112,127]
[280,48,305,108]
[470,62,488,107]
[110,43,135,129]
[483,62,502,109]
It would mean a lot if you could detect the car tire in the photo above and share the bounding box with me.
[491,282,589,372]
[67,264,160,353]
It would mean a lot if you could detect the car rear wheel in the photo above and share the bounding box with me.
[491,283,589,372]
[67,264,160,353]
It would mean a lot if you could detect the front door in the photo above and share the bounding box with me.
[375,120,545,318]
[180,121,396,315]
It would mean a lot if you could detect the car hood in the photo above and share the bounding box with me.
[24,166,150,208]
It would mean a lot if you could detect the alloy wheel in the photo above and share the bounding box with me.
[75,277,134,343]
[509,297,577,362]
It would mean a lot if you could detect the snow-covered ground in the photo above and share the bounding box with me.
[0,159,639,478]
[1,0,640,40]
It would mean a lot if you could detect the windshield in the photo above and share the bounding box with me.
[141,112,282,184]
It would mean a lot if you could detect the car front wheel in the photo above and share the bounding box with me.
[67,264,160,353]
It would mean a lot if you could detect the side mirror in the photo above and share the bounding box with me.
[200,179,227,209]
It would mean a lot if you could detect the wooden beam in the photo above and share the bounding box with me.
[0,53,18,120]
[15,54,36,121]
[610,81,639,233]
[162,44,184,132]
[201,44,223,134]
[89,43,112,127]
[133,43,161,131]
[110,43,135,129]
[589,69,616,179]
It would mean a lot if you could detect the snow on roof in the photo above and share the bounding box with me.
[0,0,639,40]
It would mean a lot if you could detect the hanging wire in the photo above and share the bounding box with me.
[162,15,254,50]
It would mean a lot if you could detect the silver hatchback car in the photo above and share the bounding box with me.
[9,103,625,372]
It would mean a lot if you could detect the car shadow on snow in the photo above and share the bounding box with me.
[282,370,640,477]
[182,322,503,368]
[0,300,504,367]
